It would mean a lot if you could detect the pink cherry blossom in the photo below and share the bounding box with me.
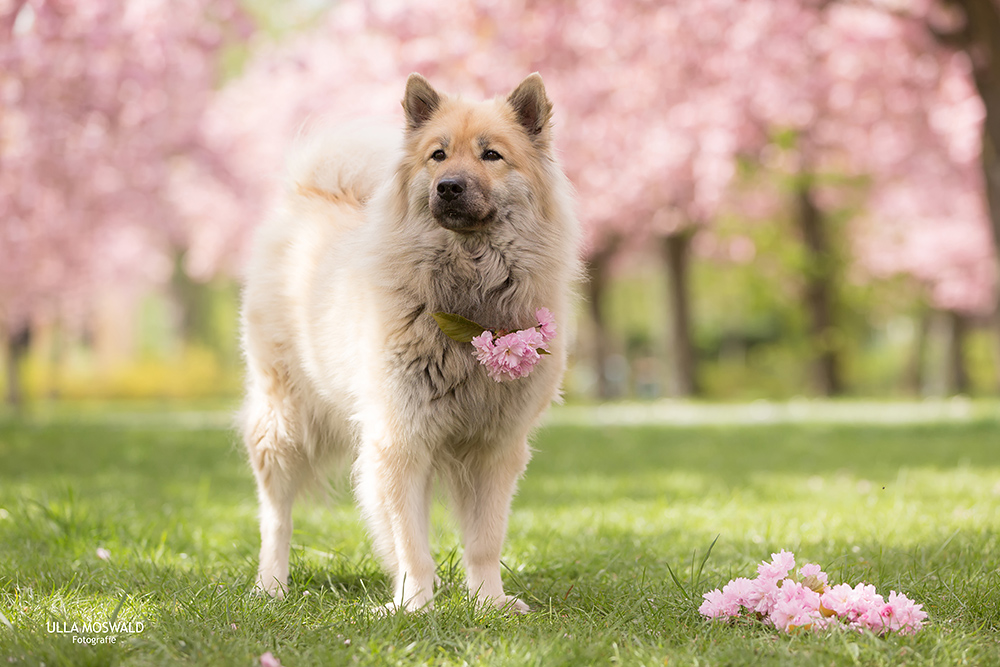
[477,329,541,382]
[798,563,826,582]
[471,331,495,365]
[517,327,546,352]
[698,588,731,619]
[798,562,829,591]
[750,550,796,615]
[847,582,887,632]
[878,591,928,636]
[491,332,532,377]
[699,550,926,636]
[259,652,283,667]
[698,576,757,619]
[820,582,858,618]
[463,310,556,382]
[771,580,824,632]
[721,577,756,610]
[535,308,557,344]
[757,550,796,583]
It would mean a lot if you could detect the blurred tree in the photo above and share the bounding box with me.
[174,0,998,399]
[845,2,995,393]
[924,0,1000,390]
[0,0,251,404]
[847,0,999,392]
[920,0,1000,250]
[583,237,620,399]
[732,2,995,395]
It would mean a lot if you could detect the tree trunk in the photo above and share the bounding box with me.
[4,325,30,407]
[981,130,1000,393]
[935,1,1000,392]
[944,310,971,395]
[661,229,698,397]
[904,308,930,396]
[950,1,1000,179]
[170,249,212,347]
[795,180,844,396]
[585,249,615,400]
[993,312,1000,393]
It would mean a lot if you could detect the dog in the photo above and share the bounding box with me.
[239,73,580,613]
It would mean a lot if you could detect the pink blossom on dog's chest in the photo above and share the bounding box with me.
[436,308,556,382]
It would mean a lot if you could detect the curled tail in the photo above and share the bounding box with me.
[285,122,399,210]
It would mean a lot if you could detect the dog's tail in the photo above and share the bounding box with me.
[285,121,399,209]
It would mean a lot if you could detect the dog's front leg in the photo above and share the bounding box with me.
[450,437,532,614]
[355,438,436,612]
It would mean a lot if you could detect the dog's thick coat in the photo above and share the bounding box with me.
[239,74,580,612]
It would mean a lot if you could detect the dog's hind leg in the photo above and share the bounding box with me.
[241,392,309,599]
[354,436,437,612]
[448,437,532,614]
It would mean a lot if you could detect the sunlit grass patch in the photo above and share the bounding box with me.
[1,404,999,665]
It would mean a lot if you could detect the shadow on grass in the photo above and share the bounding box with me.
[289,559,389,599]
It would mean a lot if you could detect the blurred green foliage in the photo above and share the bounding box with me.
[3,248,996,403]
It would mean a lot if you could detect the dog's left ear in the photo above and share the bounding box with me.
[507,73,552,146]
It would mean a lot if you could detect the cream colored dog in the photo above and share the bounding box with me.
[239,73,580,613]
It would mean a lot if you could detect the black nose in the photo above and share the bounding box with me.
[436,177,465,202]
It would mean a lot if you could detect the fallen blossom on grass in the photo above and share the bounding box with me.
[259,652,283,667]
[96,547,111,561]
[699,550,927,635]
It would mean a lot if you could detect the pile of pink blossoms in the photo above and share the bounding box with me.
[699,550,927,635]
[471,308,556,382]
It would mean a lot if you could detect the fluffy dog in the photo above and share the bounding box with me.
[239,73,580,613]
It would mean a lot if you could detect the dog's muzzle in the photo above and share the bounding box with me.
[431,174,494,232]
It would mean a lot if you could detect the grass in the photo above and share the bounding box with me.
[1,402,999,666]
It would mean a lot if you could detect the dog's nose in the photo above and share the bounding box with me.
[436,177,465,202]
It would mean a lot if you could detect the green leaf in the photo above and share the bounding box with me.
[432,312,488,343]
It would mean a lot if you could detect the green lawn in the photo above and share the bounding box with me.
[1,403,999,666]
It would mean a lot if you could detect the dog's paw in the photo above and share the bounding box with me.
[480,594,530,615]
[376,597,434,616]
[254,577,288,600]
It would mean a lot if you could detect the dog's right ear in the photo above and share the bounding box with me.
[402,74,441,131]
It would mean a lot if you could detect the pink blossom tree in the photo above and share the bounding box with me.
[900,0,1000,392]
[193,0,997,398]
[545,1,768,397]
[0,0,249,404]
[726,1,993,395]
[852,39,991,393]
[799,0,995,394]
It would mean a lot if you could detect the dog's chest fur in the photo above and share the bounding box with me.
[380,232,544,412]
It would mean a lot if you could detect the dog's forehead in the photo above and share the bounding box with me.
[424,98,522,148]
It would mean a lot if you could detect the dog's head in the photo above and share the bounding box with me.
[400,73,554,233]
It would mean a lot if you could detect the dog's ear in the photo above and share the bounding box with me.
[402,73,441,131]
[507,73,552,145]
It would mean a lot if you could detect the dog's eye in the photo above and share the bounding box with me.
[431,149,447,162]
[481,149,503,162]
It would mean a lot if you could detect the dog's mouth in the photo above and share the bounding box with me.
[432,207,497,233]
[430,174,496,232]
